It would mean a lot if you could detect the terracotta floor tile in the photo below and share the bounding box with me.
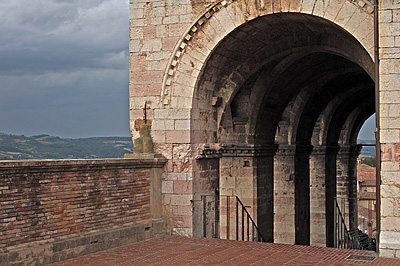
[48,236,400,266]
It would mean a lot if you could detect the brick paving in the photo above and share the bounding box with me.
[50,236,400,266]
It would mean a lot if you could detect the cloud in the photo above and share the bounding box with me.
[0,0,129,75]
[0,0,130,138]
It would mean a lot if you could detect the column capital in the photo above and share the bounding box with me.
[311,145,340,156]
[337,145,362,159]
[196,143,278,159]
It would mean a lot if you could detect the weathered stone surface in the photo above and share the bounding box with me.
[129,0,400,255]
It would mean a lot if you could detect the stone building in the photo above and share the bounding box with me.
[129,0,400,257]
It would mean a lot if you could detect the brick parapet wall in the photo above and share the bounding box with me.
[0,158,166,250]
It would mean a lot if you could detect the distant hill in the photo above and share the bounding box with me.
[0,133,133,160]
[358,139,376,157]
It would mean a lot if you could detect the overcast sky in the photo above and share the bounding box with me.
[0,0,130,138]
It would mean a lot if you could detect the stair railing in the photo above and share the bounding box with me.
[334,197,360,249]
[222,195,265,242]
[200,195,264,242]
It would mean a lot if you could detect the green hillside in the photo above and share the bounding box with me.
[0,133,133,160]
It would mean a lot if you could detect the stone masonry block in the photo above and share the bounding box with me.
[173,180,192,194]
[380,22,400,37]
[162,37,180,51]
[164,172,192,181]
[172,144,191,159]
[141,39,162,52]
[381,118,400,129]
[380,248,396,258]
[381,36,396,47]
[324,0,344,21]
[380,1,400,10]
[154,108,191,120]
[131,71,164,85]
[130,8,144,19]
[301,0,316,14]
[151,119,175,131]
[174,119,190,130]
[170,194,192,206]
[381,129,400,143]
[172,205,192,216]
[180,14,194,23]
[381,171,400,185]
[381,161,400,171]
[394,9,400,22]
[313,0,329,17]
[225,4,246,27]
[170,96,193,108]
[382,198,395,217]
[162,180,173,194]
[167,23,190,37]
[174,215,192,228]
[381,60,400,75]
[129,96,161,110]
[334,2,356,28]
[381,10,393,23]
[379,230,400,249]
[130,84,162,96]
[381,184,400,198]
[163,15,180,25]
[130,27,144,40]
[147,60,167,71]
[381,74,400,91]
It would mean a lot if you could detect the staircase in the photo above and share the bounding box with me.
[334,198,376,251]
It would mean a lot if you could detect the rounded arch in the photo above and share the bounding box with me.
[161,0,374,111]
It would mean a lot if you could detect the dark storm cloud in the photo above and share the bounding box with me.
[0,0,130,138]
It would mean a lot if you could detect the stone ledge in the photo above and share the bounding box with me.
[0,157,167,173]
[0,219,166,266]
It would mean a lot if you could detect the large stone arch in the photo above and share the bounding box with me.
[159,0,374,110]
[130,0,400,256]
[158,0,374,242]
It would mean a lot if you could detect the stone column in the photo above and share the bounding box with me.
[274,145,296,244]
[295,145,313,245]
[309,146,327,247]
[336,145,361,232]
[218,145,276,242]
[325,146,339,247]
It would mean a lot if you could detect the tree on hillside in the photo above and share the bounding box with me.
[363,157,376,167]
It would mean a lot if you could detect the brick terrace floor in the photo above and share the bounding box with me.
[50,235,400,266]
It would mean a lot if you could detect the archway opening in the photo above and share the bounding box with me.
[191,12,375,246]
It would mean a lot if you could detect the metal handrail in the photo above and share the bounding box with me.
[334,198,360,249]
[223,195,265,242]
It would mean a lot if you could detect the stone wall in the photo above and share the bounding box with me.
[379,0,400,258]
[130,0,400,257]
[0,158,166,265]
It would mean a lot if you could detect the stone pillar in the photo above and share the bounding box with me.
[193,156,219,238]
[295,145,313,245]
[218,145,276,242]
[325,146,339,247]
[309,145,339,247]
[274,145,296,244]
[336,145,361,231]
[219,155,256,240]
[309,146,327,247]
[379,1,400,258]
